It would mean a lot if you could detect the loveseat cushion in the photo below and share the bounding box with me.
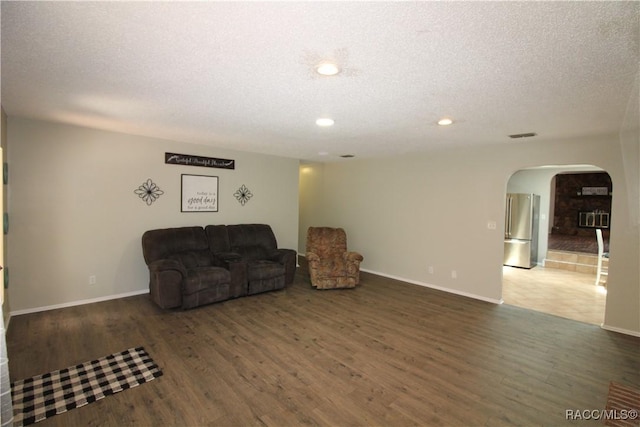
[247,260,285,281]
[169,250,214,269]
[183,267,231,296]
[142,226,209,264]
[204,224,231,254]
[227,224,278,251]
[233,244,268,261]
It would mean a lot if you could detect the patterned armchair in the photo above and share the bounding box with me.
[306,227,364,289]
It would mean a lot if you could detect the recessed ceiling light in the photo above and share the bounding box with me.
[316,62,340,76]
[340,154,355,158]
[316,118,335,127]
[438,118,453,126]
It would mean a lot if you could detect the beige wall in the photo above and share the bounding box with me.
[300,135,639,335]
[8,118,300,313]
[298,162,325,253]
[1,108,7,326]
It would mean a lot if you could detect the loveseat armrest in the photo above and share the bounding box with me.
[213,252,247,297]
[147,259,186,309]
[268,248,297,285]
[267,248,295,263]
[148,259,187,277]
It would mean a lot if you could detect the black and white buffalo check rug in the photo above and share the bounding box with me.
[11,346,163,426]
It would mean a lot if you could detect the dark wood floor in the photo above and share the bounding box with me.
[7,269,639,426]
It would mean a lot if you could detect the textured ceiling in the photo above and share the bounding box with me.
[2,1,638,161]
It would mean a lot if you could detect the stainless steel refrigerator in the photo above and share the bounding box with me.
[504,193,540,269]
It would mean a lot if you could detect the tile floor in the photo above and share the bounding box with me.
[502,265,606,326]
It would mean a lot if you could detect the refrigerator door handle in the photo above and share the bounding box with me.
[506,196,512,237]
[505,197,508,237]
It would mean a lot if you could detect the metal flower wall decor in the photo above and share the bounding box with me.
[134,178,164,206]
[234,184,253,206]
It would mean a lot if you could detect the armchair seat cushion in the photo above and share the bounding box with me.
[313,259,349,277]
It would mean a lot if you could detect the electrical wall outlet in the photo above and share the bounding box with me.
[428,266,434,274]
[487,221,497,230]
[89,275,96,285]
[451,270,457,279]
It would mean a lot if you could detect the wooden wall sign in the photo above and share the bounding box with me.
[165,152,235,170]
[181,174,218,212]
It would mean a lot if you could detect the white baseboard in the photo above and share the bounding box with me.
[600,323,640,337]
[10,289,149,317]
[299,254,503,304]
[360,268,504,305]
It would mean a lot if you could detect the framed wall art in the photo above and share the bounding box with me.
[181,174,218,212]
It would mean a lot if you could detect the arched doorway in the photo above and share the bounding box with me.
[501,164,611,326]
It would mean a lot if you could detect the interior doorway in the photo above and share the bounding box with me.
[501,165,611,326]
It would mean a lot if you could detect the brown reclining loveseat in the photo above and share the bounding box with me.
[142,224,296,309]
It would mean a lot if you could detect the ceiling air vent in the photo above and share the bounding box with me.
[509,132,537,139]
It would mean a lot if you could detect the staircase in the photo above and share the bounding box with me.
[544,250,607,275]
